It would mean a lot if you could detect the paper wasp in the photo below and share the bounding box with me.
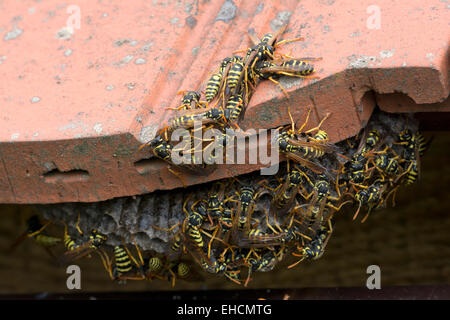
[57,229,107,265]
[165,260,204,286]
[276,107,338,176]
[394,129,431,186]
[288,224,332,268]
[244,250,278,286]
[168,90,205,110]
[223,93,244,122]
[352,178,388,223]
[204,56,241,103]
[256,58,321,96]
[107,245,146,281]
[8,215,61,256]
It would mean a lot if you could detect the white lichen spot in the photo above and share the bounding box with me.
[11,133,20,140]
[426,53,434,62]
[348,55,378,68]
[93,123,103,134]
[64,49,73,57]
[122,55,134,64]
[379,49,395,59]
[31,96,40,103]
[135,58,147,65]
[139,125,159,144]
[4,26,23,41]
[55,26,73,40]
[126,83,136,90]
[106,85,115,91]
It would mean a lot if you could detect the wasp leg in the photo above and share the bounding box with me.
[275,37,305,48]
[305,112,331,135]
[168,167,187,188]
[268,77,289,97]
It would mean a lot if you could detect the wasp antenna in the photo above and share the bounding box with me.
[138,143,149,151]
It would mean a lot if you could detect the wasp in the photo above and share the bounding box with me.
[343,129,382,186]
[276,107,337,175]
[112,245,133,277]
[166,261,204,287]
[207,182,226,218]
[259,58,321,77]
[168,90,204,110]
[289,224,332,268]
[57,229,107,265]
[252,60,287,95]
[182,199,212,254]
[244,250,278,286]
[270,167,304,214]
[8,215,61,256]
[342,153,368,185]
[223,93,245,125]
[205,73,223,103]
[201,256,227,274]
[394,129,430,186]
[107,245,146,281]
[218,208,233,232]
[353,178,388,222]
[256,58,321,96]
[398,159,419,185]
[372,150,400,177]
[221,249,249,285]
[230,185,257,239]
[145,135,173,162]
[360,129,381,156]
[296,129,337,159]
[62,222,79,252]
[243,25,303,80]
[276,131,329,174]
[167,112,209,132]
[204,56,241,103]
[225,60,246,96]
[203,107,226,124]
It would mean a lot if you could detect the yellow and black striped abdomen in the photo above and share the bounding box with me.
[147,257,163,273]
[114,246,133,274]
[301,146,324,158]
[405,161,418,185]
[177,262,191,278]
[64,234,78,251]
[170,114,200,130]
[205,73,222,102]
[226,62,244,91]
[224,94,243,122]
[171,234,182,251]
[314,130,328,141]
[416,133,430,157]
[187,226,204,248]
[282,60,315,75]
[261,33,273,43]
